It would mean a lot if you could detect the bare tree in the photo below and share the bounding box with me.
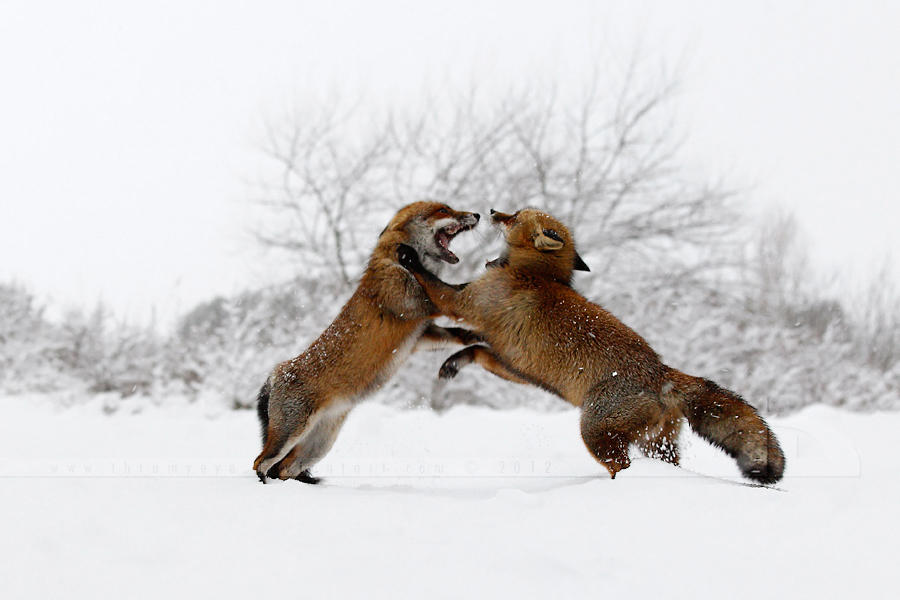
[750,211,812,314]
[254,102,396,287]
[252,57,738,290]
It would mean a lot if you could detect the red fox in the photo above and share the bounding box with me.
[253,202,480,483]
[397,208,785,483]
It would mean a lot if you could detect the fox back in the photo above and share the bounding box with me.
[404,208,784,483]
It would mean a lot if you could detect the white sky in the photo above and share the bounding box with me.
[1,0,898,325]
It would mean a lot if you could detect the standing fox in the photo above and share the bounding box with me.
[253,201,480,483]
[397,208,785,483]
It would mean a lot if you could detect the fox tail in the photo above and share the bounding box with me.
[664,367,785,484]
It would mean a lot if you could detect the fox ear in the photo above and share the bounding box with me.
[573,252,590,272]
[533,228,564,251]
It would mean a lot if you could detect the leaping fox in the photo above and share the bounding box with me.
[398,208,785,484]
[253,202,481,483]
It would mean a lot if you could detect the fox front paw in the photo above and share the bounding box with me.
[438,358,461,380]
[439,345,479,379]
[397,243,425,273]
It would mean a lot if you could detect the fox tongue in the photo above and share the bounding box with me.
[436,231,459,263]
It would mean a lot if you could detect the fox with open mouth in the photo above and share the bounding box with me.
[253,201,480,483]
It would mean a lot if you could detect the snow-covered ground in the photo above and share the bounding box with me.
[1,396,896,598]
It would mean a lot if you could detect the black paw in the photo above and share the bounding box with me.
[256,471,267,484]
[438,359,460,380]
[294,469,321,485]
[397,243,423,273]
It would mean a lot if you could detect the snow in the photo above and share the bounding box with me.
[1,396,896,598]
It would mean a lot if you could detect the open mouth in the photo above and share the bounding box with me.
[434,221,475,264]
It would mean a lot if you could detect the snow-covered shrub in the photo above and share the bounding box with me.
[49,305,162,396]
[0,288,163,398]
[169,278,347,408]
[0,283,75,393]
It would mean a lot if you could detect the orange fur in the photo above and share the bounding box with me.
[401,208,785,483]
[253,202,479,482]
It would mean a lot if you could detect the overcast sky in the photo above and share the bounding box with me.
[1,1,898,324]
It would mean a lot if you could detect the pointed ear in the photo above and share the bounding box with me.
[573,252,590,272]
[533,228,564,251]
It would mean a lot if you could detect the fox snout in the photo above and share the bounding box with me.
[458,212,480,226]
[461,212,480,227]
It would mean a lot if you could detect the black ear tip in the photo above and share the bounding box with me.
[573,253,590,272]
[542,229,564,242]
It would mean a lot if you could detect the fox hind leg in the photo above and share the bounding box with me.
[635,411,683,466]
[293,470,321,484]
[275,405,350,482]
[252,394,314,482]
[580,390,665,479]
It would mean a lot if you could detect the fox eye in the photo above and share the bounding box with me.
[542,229,563,242]
[434,208,449,216]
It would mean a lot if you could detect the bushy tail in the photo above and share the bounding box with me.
[256,380,271,445]
[665,367,785,484]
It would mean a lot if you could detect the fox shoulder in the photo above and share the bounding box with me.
[462,269,542,320]
[362,258,434,320]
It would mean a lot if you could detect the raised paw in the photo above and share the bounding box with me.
[397,243,424,273]
[439,358,461,379]
[440,345,480,379]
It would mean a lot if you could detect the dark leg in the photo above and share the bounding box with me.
[293,470,321,485]
[580,391,664,479]
[439,344,532,386]
[413,324,484,352]
[274,406,350,482]
[252,395,314,483]
[635,411,683,466]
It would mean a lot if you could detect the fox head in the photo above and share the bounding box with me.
[489,208,589,283]
[380,201,480,273]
